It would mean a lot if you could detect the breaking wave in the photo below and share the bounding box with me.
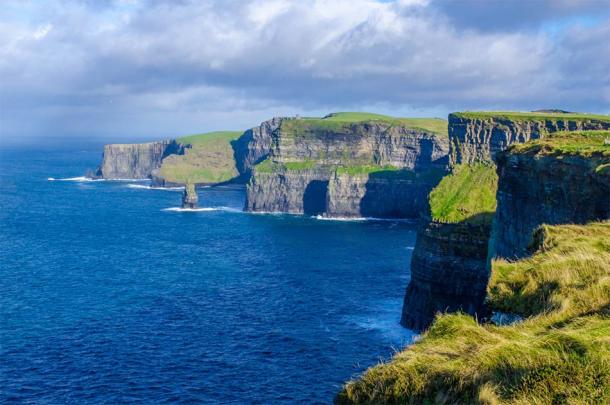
[162,206,242,213]
[126,184,184,191]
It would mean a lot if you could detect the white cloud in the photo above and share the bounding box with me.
[0,0,608,142]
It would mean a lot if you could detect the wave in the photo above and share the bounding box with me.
[162,206,242,213]
[314,215,415,223]
[345,298,418,348]
[126,184,184,191]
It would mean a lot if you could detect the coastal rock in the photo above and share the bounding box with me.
[448,114,610,166]
[400,219,491,331]
[181,183,198,209]
[232,117,285,178]
[490,149,610,260]
[94,140,184,179]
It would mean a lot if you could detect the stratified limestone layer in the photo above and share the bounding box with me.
[95,140,183,179]
[448,112,610,166]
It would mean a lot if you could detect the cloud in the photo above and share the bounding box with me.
[0,0,609,143]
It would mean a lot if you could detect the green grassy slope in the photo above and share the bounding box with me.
[281,112,448,137]
[508,130,610,157]
[452,111,610,122]
[428,163,498,224]
[338,221,610,405]
[159,131,242,184]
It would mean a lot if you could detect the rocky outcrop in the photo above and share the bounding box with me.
[94,140,184,179]
[400,217,492,331]
[490,147,610,260]
[232,117,285,178]
[246,119,449,218]
[181,183,198,209]
[449,114,610,166]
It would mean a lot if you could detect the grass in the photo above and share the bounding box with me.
[335,164,402,176]
[429,163,498,224]
[253,158,320,173]
[508,130,610,158]
[159,131,242,184]
[451,111,610,122]
[338,221,610,404]
[281,112,448,137]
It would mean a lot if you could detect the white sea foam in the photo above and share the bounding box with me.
[346,298,418,348]
[126,184,184,191]
[314,215,414,223]
[163,206,242,213]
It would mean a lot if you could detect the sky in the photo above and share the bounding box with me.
[1,0,610,145]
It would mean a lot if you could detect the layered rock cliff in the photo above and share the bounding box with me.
[246,115,449,218]
[400,219,491,331]
[232,117,285,178]
[490,131,610,259]
[94,140,184,179]
[449,112,610,165]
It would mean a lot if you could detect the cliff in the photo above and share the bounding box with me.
[232,117,284,178]
[490,131,610,259]
[400,164,498,331]
[94,140,184,179]
[246,113,449,218]
[449,111,610,165]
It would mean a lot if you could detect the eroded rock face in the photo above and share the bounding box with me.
[326,170,445,219]
[400,219,491,331]
[246,121,449,218]
[233,117,285,178]
[246,166,332,215]
[94,140,184,179]
[490,151,610,260]
[449,114,610,166]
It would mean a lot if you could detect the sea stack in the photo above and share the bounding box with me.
[181,182,198,209]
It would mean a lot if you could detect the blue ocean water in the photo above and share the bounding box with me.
[0,148,417,404]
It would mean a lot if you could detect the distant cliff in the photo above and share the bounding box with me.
[246,114,449,218]
[449,112,610,165]
[94,140,184,179]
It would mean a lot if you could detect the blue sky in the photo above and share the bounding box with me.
[1,0,609,144]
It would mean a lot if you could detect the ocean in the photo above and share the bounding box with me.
[0,147,417,404]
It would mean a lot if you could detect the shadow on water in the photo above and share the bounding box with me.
[303,180,329,216]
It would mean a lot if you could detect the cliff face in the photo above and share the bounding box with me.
[326,170,443,218]
[401,219,491,331]
[449,113,610,165]
[246,118,449,218]
[95,140,184,179]
[490,142,610,260]
[233,117,284,178]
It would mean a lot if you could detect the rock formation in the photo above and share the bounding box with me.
[181,183,198,209]
[490,136,610,260]
[400,219,491,331]
[449,112,610,165]
[232,117,285,178]
[246,118,449,218]
[93,140,184,179]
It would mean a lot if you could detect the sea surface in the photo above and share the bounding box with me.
[0,147,417,404]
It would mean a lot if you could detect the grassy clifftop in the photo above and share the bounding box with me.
[159,131,242,184]
[428,163,498,224]
[338,221,610,404]
[280,112,448,137]
[508,130,610,158]
[451,111,610,122]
